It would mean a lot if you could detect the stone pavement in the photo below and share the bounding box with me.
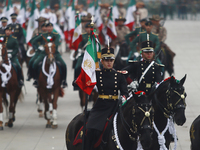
[0,20,200,150]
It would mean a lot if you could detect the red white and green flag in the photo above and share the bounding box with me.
[94,0,103,31]
[87,0,95,16]
[4,0,13,21]
[125,0,136,31]
[75,36,98,95]
[26,0,39,43]
[72,12,82,51]
[19,0,26,28]
[106,7,117,40]
[113,0,119,25]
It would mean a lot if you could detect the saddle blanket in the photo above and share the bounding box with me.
[73,115,113,148]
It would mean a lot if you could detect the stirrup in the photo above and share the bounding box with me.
[19,80,24,87]
[33,80,38,88]
[61,81,68,88]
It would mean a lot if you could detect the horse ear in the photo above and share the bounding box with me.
[180,74,187,85]
[42,35,48,43]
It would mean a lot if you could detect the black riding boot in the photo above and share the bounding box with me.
[33,67,40,88]
[61,63,67,88]
[16,65,24,87]
[26,66,32,81]
[85,129,101,150]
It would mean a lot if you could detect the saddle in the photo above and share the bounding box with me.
[73,115,113,148]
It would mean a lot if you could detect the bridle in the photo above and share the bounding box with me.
[154,83,186,118]
[119,99,154,141]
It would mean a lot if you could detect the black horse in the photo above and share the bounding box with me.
[66,92,154,150]
[147,75,187,150]
[190,115,200,150]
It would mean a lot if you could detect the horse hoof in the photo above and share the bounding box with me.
[46,124,51,128]
[52,125,58,129]
[12,117,15,122]
[0,126,3,130]
[5,122,8,126]
[39,113,43,118]
[8,122,13,128]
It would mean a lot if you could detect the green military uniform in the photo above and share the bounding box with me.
[2,32,24,86]
[31,28,67,87]
[125,27,146,46]
[128,31,160,61]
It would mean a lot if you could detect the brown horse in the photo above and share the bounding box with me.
[0,40,23,130]
[37,36,64,129]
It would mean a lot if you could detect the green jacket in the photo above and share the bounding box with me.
[78,33,89,50]
[32,31,60,53]
[4,35,19,58]
[125,27,146,45]
[130,31,160,54]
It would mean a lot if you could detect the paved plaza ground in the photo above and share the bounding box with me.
[0,20,200,150]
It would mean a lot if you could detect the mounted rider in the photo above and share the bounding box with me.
[123,41,164,95]
[31,16,47,38]
[128,20,160,61]
[1,25,24,87]
[0,17,8,36]
[31,22,67,88]
[74,47,128,150]
[125,18,146,46]
[26,22,47,81]
[9,13,26,62]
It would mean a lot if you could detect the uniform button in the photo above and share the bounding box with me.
[152,72,154,74]
[115,85,117,88]
[101,84,103,86]
[115,77,117,79]
[153,77,154,79]
[115,81,117,83]
[100,80,102,82]
[100,77,102,79]
[143,81,145,83]
[115,73,117,76]
[152,81,154,83]
[114,90,116,92]
[152,67,155,69]
[141,64,143,66]
[100,72,102,74]
[102,90,103,91]
[143,77,145,79]
[142,68,144,70]
[146,89,148,92]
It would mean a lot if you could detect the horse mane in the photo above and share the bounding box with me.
[155,79,170,95]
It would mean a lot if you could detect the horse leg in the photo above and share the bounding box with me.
[37,93,44,118]
[43,94,51,128]
[79,90,86,111]
[0,93,4,130]
[52,88,59,129]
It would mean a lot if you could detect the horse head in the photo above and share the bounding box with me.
[154,75,187,126]
[42,35,56,64]
[0,37,8,65]
[121,91,154,149]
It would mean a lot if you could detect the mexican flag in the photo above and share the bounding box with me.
[125,0,136,31]
[4,0,13,22]
[75,36,97,95]
[113,0,119,25]
[26,0,39,43]
[87,0,95,16]
[40,0,45,13]
[94,0,103,31]
[72,12,82,51]
[106,7,117,40]
[20,0,26,28]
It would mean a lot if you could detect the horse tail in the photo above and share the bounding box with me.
[18,91,24,102]
[59,87,64,97]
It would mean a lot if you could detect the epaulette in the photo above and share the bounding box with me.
[139,31,146,34]
[128,60,138,63]
[12,36,17,39]
[117,70,128,74]
[135,27,140,29]
[155,62,165,67]
[95,68,101,71]
[82,33,87,35]
[152,32,158,36]
[53,32,58,34]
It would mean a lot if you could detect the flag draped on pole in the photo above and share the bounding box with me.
[4,0,13,22]
[72,12,82,51]
[125,0,136,31]
[75,36,97,95]
[26,0,39,43]
[113,0,119,25]
[20,0,26,28]
[87,0,95,16]
[106,7,117,40]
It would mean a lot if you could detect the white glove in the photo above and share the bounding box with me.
[7,53,12,58]
[134,52,140,57]
[38,45,44,51]
[128,81,139,89]
[121,95,126,104]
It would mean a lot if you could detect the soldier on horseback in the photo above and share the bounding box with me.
[9,13,26,63]
[0,17,8,36]
[74,47,128,150]
[2,25,24,87]
[31,22,67,88]
[123,40,164,95]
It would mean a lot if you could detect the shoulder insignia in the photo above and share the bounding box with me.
[82,33,87,35]
[135,27,140,29]
[128,60,138,63]
[117,70,128,74]
[53,32,58,34]
[152,32,158,36]
[155,62,165,67]
[139,31,146,34]
[12,36,17,39]
[95,68,101,71]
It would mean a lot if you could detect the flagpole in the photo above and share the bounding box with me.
[82,16,94,150]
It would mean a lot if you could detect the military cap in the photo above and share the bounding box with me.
[145,20,153,26]
[10,13,18,19]
[140,18,147,22]
[35,16,47,22]
[115,16,126,22]
[45,22,53,27]
[0,17,8,22]
[141,41,154,52]
[85,22,91,28]
[101,47,115,59]
[4,25,12,30]
[41,23,46,27]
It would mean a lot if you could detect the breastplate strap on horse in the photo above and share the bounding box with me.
[0,60,12,87]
